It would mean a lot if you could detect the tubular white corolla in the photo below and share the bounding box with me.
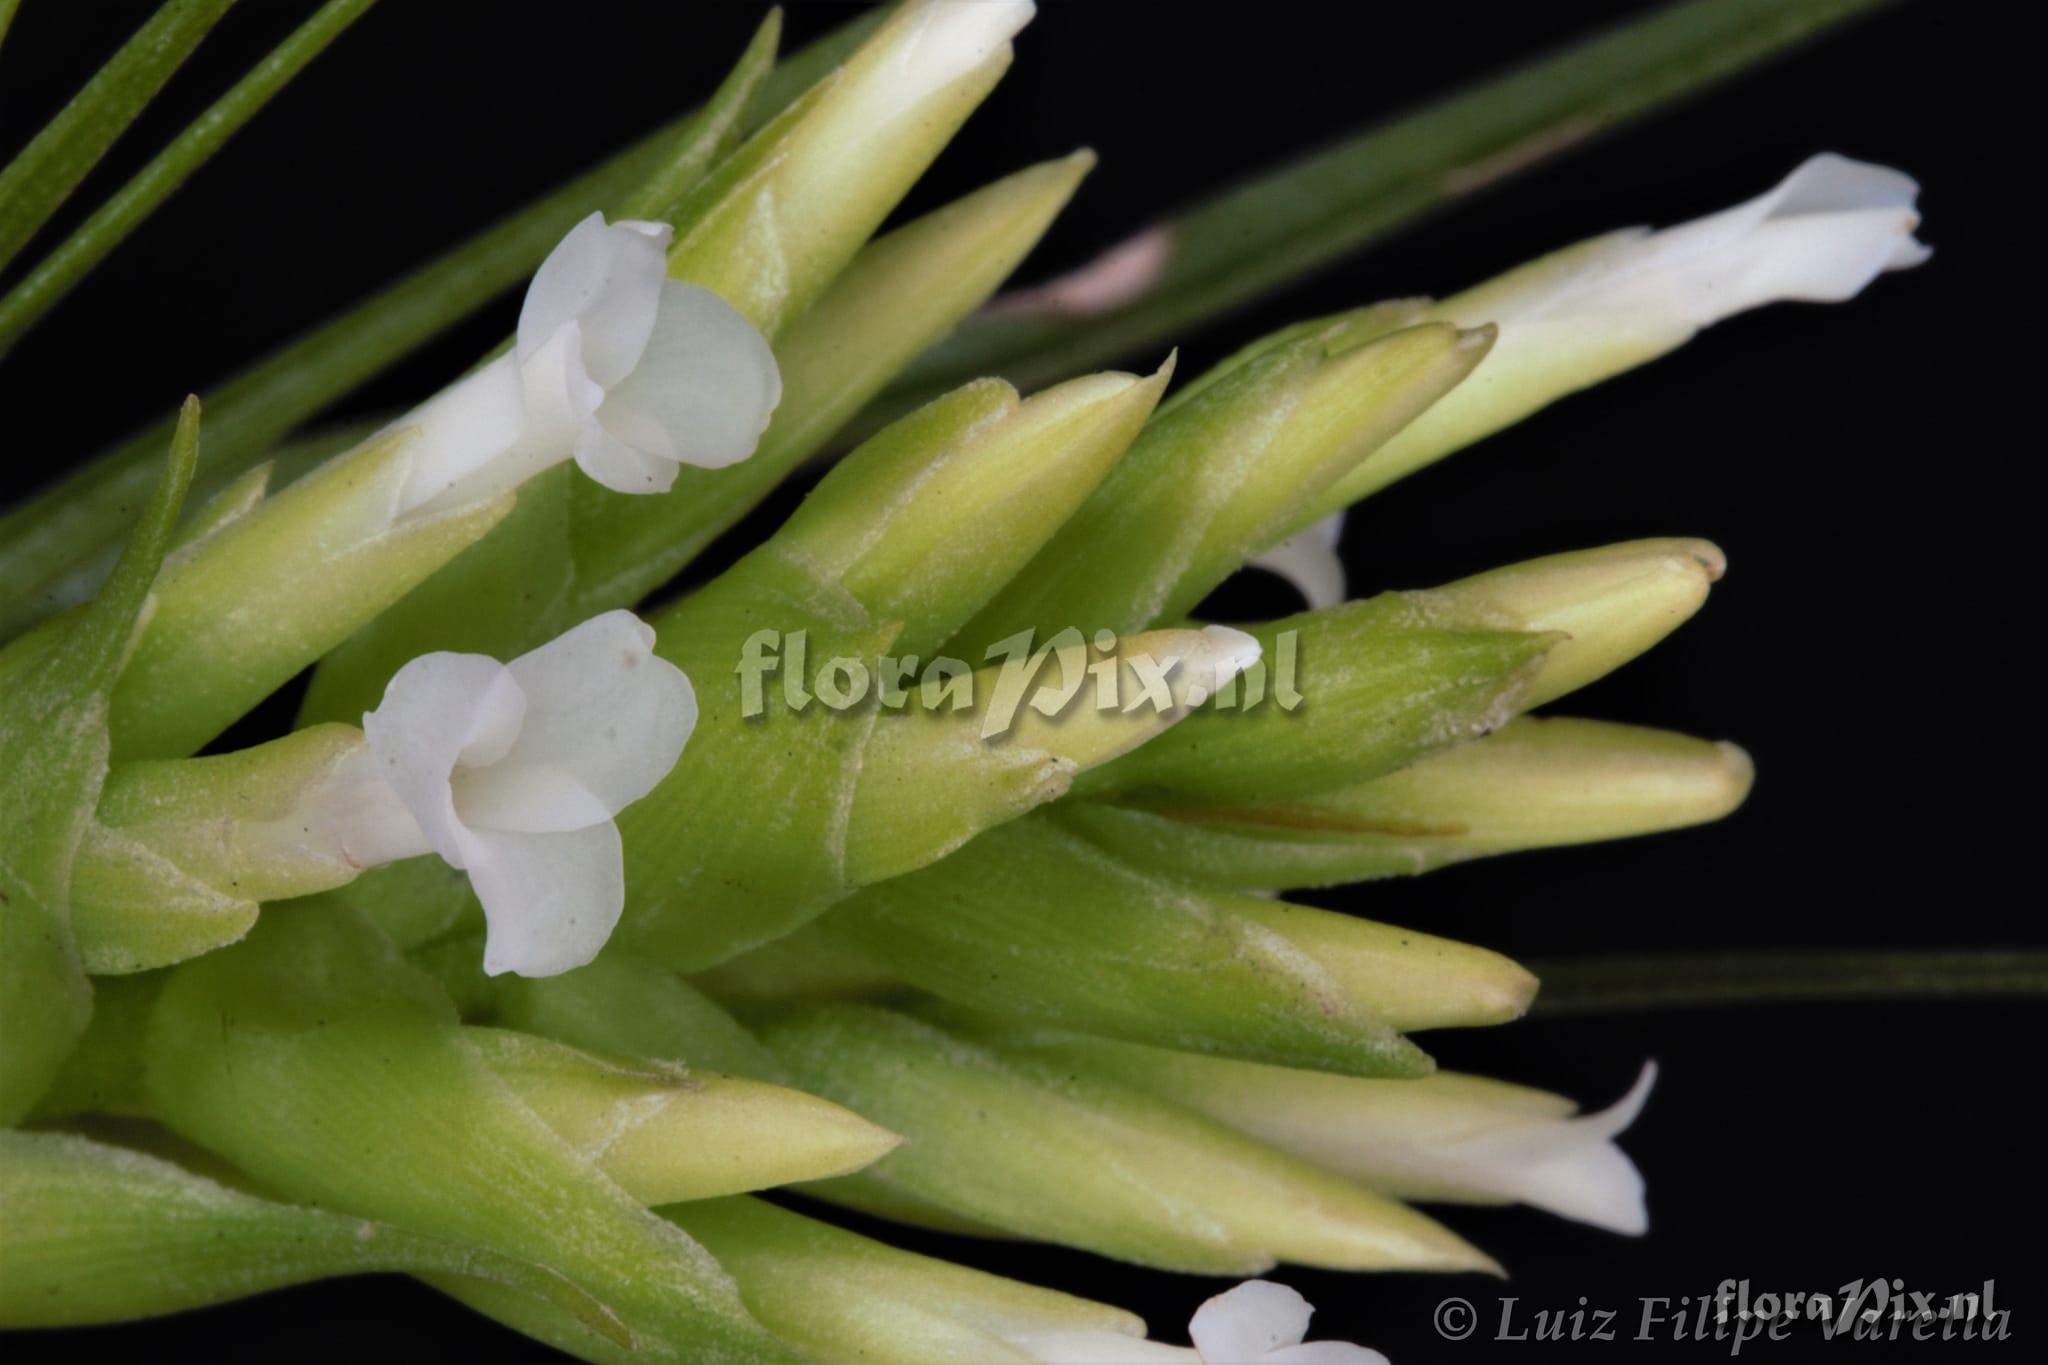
[1460,153,1929,333]
[1017,1281,1385,1364]
[1352,153,1929,493]
[1249,511,1347,610]
[329,610,695,977]
[395,213,781,516]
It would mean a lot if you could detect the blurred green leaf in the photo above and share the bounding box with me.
[0,0,239,275]
[0,0,378,355]
[1530,950,2048,1016]
[877,0,1893,418]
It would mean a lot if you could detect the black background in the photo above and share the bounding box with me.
[2,1,2039,1360]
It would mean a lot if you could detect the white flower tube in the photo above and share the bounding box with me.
[1314,153,1929,512]
[330,610,696,976]
[1018,1282,1386,1364]
[1248,511,1347,609]
[396,213,781,515]
[1189,1058,1656,1236]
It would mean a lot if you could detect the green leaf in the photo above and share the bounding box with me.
[877,0,1895,416]
[0,0,379,356]
[0,0,239,276]
[615,11,782,225]
[0,399,197,1123]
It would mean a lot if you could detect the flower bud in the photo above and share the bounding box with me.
[1412,537,1724,709]
[667,0,1037,336]
[956,313,1490,649]
[1057,717,1754,890]
[1075,597,1558,806]
[465,1026,901,1204]
[812,813,1531,1074]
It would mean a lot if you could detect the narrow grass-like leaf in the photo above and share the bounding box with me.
[0,0,238,275]
[878,0,1893,415]
[1529,951,2048,1016]
[615,11,781,225]
[0,0,378,355]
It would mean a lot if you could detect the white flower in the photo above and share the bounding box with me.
[1188,1283,1387,1365]
[356,610,695,977]
[1249,511,1346,610]
[1348,154,1928,499]
[1468,153,1929,335]
[394,213,781,516]
[1393,1063,1657,1236]
[1013,1283,1385,1364]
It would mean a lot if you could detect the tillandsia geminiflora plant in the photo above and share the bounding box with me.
[0,0,1952,1358]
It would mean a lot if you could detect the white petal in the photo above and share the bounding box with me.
[498,610,696,816]
[1014,1330,1200,1363]
[1190,1282,1311,1362]
[360,653,524,868]
[517,212,672,385]
[390,350,526,517]
[1506,154,1927,332]
[575,419,684,495]
[1438,1062,1657,1235]
[249,741,434,869]
[886,1,1035,122]
[453,763,613,835]
[1250,513,1347,609]
[467,821,624,978]
[515,321,605,465]
[594,280,782,474]
[1264,1344,1388,1365]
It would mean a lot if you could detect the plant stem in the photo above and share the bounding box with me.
[1530,950,2048,1016]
